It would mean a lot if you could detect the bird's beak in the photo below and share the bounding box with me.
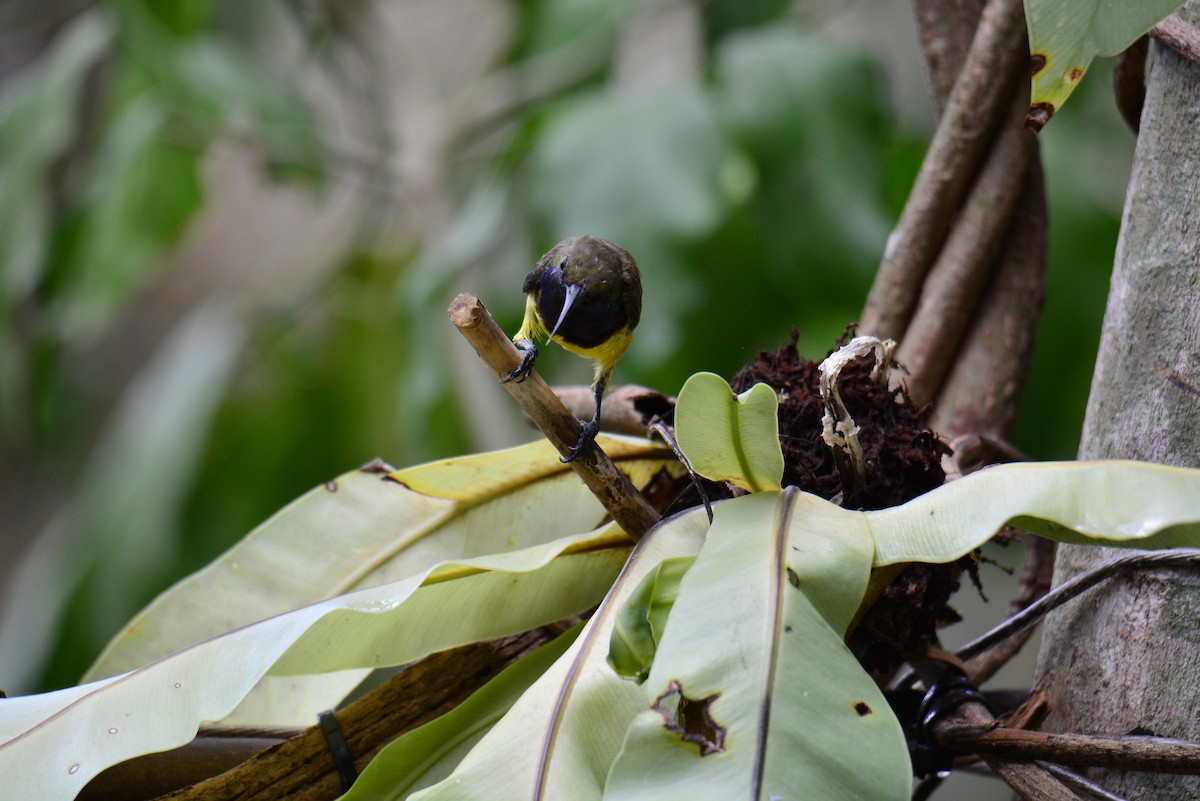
[549,283,581,339]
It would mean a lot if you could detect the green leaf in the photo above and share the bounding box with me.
[675,372,784,493]
[0,527,633,801]
[409,508,710,801]
[85,434,673,724]
[870,460,1200,565]
[1026,0,1185,124]
[604,490,910,801]
[337,627,583,801]
[607,556,696,683]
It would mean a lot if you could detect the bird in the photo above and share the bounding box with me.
[504,235,642,462]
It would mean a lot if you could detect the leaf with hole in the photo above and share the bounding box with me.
[408,508,709,801]
[605,490,910,800]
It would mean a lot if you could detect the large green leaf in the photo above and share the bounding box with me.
[85,435,673,724]
[870,460,1200,564]
[604,490,910,801]
[601,461,1200,799]
[675,372,783,493]
[659,460,1200,570]
[0,527,632,801]
[1026,0,1185,125]
[410,508,710,801]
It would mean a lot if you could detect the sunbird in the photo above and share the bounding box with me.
[505,235,643,461]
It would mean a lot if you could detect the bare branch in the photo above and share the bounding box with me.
[448,293,661,539]
[1037,763,1130,801]
[89,628,567,801]
[555,384,675,438]
[928,697,1081,800]
[956,550,1200,663]
[912,0,989,111]
[938,724,1200,775]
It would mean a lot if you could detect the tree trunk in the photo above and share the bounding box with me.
[1032,7,1200,799]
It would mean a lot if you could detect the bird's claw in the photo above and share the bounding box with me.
[561,418,600,463]
[502,346,538,384]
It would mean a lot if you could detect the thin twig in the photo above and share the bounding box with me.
[898,550,1200,727]
[448,293,661,539]
[647,420,713,523]
[912,773,947,801]
[963,533,1054,684]
[956,550,1200,663]
[1037,762,1129,801]
[958,760,1128,801]
[1007,534,1056,618]
[861,0,1029,339]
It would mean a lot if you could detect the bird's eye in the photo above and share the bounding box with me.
[559,257,568,270]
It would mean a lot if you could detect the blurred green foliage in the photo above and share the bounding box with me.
[0,0,1129,693]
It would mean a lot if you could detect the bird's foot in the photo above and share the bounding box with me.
[561,417,600,463]
[502,345,538,384]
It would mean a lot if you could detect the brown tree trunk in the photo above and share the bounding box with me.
[1032,6,1200,798]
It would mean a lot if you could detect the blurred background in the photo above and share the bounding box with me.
[0,0,1131,768]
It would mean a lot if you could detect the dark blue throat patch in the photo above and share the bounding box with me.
[537,265,627,350]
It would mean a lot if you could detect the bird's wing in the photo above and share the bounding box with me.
[621,263,642,329]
